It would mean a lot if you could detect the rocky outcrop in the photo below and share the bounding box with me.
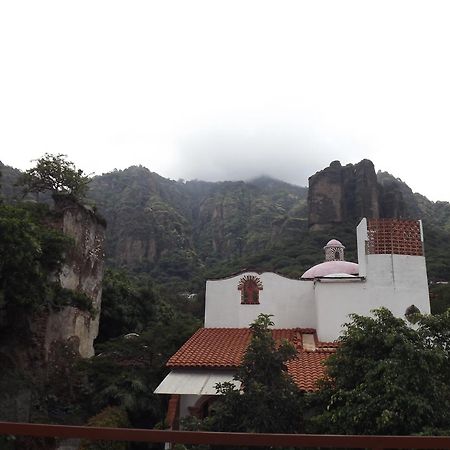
[377,171,421,220]
[0,196,106,422]
[308,160,380,230]
[45,196,106,358]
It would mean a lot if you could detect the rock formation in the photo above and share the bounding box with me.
[45,196,106,358]
[308,160,380,230]
[0,197,105,422]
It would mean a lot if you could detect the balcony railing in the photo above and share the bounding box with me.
[1,421,450,449]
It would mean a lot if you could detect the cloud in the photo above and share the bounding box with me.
[171,125,365,187]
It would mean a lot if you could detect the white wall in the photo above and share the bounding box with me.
[365,253,430,317]
[204,219,430,341]
[315,253,431,342]
[315,278,366,341]
[205,272,316,328]
[356,218,368,277]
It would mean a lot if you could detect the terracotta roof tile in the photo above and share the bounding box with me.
[287,352,331,391]
[167,328,335,392]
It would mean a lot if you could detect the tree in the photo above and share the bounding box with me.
[0,203,71,313]
[79,314,200,429]
[97,269,157,342]
[201,314,304,434]
[310,308,450,435]
[18,153,90,200]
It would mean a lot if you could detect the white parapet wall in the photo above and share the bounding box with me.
[314,278,366,341]
[315,218,430,342]
[205,272,316,329]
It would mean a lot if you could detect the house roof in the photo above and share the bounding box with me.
[167,328,336,392]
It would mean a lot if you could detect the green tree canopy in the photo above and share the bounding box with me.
[97,269,157,342]
[198,314,304,434]
[0,203,70,314]
[311,308,450,435]
[18,153,90,200]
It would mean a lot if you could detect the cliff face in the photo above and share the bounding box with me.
[377,171,422,220]
[45,197,106,358]
[88,168,308,274]
[0,197,106,422]
[308,160,380,230]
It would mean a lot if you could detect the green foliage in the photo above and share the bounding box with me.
[0,203,71,315]
[201,314,304,434]
[310,308,450,435]
[80,406,130,450]
[5,159,450,286]
[430,284,450,314]
[18,153,90,200]
[48,284,97,316]
[97,269,157,342]
[0,200,97,321]
[422,224,450,282]
[80,312,200,428]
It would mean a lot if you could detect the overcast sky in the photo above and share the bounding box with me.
[1,1,450,201]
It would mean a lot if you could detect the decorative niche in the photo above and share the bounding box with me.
[238,275,263,304]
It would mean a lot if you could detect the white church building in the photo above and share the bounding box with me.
[155,218,431,428]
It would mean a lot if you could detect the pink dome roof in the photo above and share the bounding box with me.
[301,260,359,278]
[325,239,344,247]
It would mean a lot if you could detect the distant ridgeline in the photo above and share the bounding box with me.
[2,159,450,285]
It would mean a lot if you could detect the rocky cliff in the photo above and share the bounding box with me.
[308,160,380,231]
[45,196,106,358]
[2,159,450,287]
[0,197,105,422]
[88,167,308,278]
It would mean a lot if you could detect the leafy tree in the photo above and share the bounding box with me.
[430,283,450,314]
[80,406,130,450]
[97,269,157,342]
[80,311,200,429]
[201,314,304,434]
[0,203,71,314]
[18,153,90,200]
[310,308,450,435]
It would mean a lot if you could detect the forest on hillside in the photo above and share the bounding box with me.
[1,155,450,449]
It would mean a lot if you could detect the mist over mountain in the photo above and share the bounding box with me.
[2,159,450,286]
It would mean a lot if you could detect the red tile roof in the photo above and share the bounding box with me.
[167,328,335,392]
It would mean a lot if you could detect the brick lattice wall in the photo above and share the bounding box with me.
[366,219,423,256]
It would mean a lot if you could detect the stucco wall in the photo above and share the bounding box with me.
[315,253,430,341]
[204,218,431,342]
[205,272,315,329]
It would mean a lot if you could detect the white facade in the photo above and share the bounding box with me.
[204,218,430,341]
[155,217,431,422]
[205,273,315,329]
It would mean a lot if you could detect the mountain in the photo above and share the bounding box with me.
[308,160,380,230]
[0,161,23,200]
[86,167,309,287]
[2,159,450,284]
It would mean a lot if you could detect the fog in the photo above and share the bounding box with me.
[2,1,450,201]
[171,126,365,186]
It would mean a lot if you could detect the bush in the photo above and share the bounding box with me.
[80,406,130,450]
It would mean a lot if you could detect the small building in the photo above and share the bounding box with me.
[155,218,431,428]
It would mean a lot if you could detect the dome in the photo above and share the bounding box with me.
[301,261,359,279]
[323,272,357,278]
[325,239,344,248]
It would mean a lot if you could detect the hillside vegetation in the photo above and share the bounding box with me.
[1,157,450,447]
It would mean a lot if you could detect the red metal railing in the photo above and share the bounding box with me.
[1,422,450,449]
